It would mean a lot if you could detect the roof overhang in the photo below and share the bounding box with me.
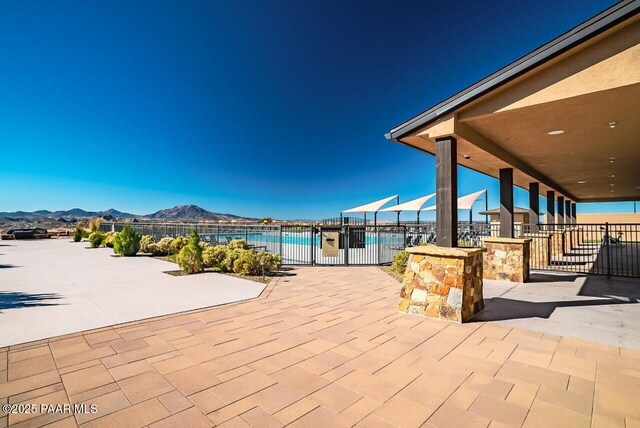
[386,1,640,203]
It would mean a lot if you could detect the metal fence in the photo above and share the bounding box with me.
[100,221,640,277]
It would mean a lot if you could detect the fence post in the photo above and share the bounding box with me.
[344,226,350,266]
[377,228,381,265]
[309,226,314,266]
[279,225,283,257]
[606,222,612,277]
[245,225,248,243]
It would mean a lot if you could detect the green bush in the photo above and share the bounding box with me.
[256,251,282,274]
[113,224,141,256]
[232,249,259,275]
[176,230,203,274]
[88,231,104,248]
[146,242,163,256]
[103,231,116,248]
[171,236,188,254]
[140,235,156,253]
[73,225,84,242]
[391,250,409,274]
[157,237,174,255]
[220,248,243,273]
[227,239,248,250]
[203,245,227,268]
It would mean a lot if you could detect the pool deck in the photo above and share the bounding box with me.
[0,240,265,348]
[1,262,640,427]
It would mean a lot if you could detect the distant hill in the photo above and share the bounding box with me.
[145,205,248,221]
[0,205,255,222]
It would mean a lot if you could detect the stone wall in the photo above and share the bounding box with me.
[398,246,484,323]
[483,237,531,282]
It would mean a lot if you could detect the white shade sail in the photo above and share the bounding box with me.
[342,195,398,213]
[422,189,486,211]
[379,193,436,212]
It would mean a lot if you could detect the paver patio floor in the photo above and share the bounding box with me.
[2,267,640,427]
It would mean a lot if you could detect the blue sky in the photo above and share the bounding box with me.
[0,0,635,220]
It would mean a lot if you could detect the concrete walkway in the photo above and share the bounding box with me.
[1,266,639,427]
[480,272,640,350]
[0,240,265,347]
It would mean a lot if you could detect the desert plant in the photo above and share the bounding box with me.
[113,224,141,256]
[139,235,156,253]
[220,248,243,272]
[171,236,188,254]
[103,231,116,248]
[73,224,84,242]
[233,249,259,275]
[226,239,248,250]
[88,231,104,248]
[176,230,203,274]
[146,242,164,256]
[203,245,227,268]
[391,250,409,274]
[156,237,174,255]
[89,217,103,233]
[256,251,282,275]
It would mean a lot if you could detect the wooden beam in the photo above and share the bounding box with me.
[499,168,514,238]
[529,182,540,232]
[436,137,458,247]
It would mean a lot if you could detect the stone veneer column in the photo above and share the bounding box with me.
[398,246,485,323]
[523,233,552,268]
[482,237,532,282]
[550,231,564,259]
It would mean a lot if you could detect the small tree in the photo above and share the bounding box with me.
[177,230,203,274]
[113,224,141,256]
[73,223,84,242]
[139,235,156,253]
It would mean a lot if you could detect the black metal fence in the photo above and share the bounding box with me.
[100,221,640,277]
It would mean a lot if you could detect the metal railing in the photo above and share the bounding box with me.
[100,221,640,277]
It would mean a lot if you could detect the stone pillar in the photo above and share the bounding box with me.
[482,237,532,282]
[523,232,552,268]
[399,246,485,323]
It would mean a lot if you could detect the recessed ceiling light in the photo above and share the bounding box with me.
[577,180,587,184]
[463,155,471,160]
[548,130,564,135]
[609,121,617,128]
[610,184,615,187]
[610,174,616,178]
[609,157,616,160]
[611,189,615,192]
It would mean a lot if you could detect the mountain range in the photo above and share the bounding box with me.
[0,205,256,221]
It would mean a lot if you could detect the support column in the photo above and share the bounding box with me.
[435,137,458,247]
[499,168,514,238]
[565,200,571,225]
[557,196,565,225]
[528,182,540,232]
[546,191,555,227]
[571,202,577,224]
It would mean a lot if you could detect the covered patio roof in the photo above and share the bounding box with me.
[386,1,640,203]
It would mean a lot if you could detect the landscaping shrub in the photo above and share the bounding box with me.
[203,245,227,268]
[103,231,116,248]
[113,224,141,256]
[177,230,203,274]
[391,250,409,274]
[227,239,248,250]
[140,235,156,253]
[233,249,259,275]
[146,242,163,256]
[157,237,174,255]
[88,231,104,248]
[256,251,282,275]
[171,236,188,254]
[220,248,243,273]
[73,225,84,242]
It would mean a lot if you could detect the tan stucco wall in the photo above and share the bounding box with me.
[576,213,640,224]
